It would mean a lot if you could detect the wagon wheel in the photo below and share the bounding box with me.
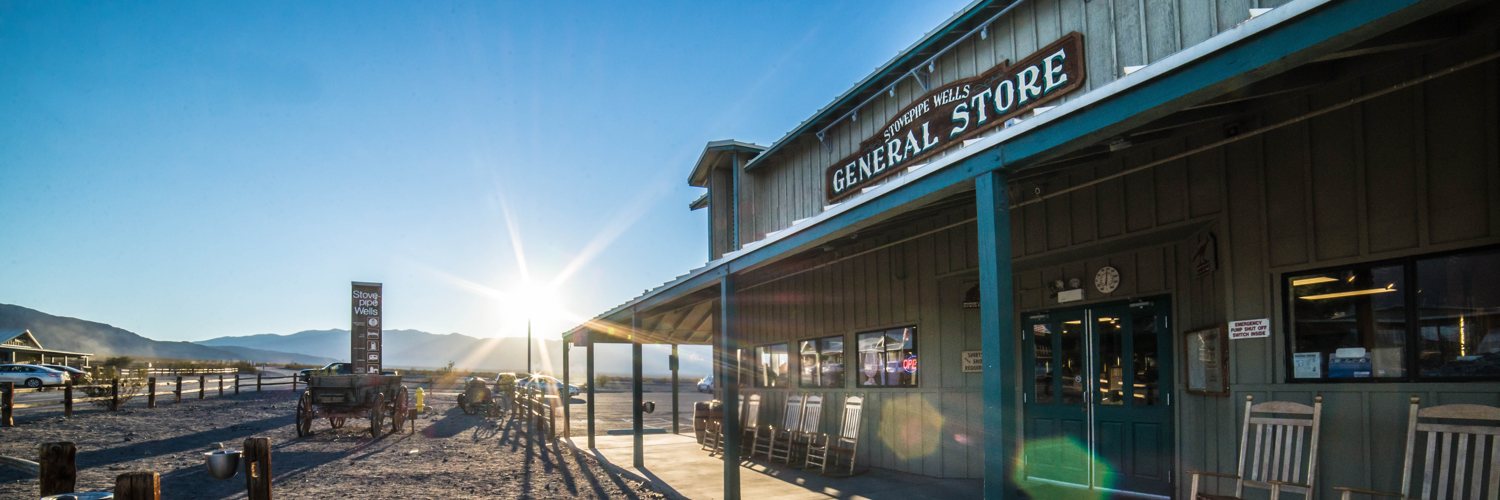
[368,393,385,437]
[390,386,409,433]
[295,391,314,437]
[328,417,346,429]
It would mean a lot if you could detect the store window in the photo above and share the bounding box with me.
[1286,247,1500,381]
[755,344,789,388]
[799,335,845,387]
[857,326,918,387]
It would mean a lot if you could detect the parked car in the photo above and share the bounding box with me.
[37,364,91,385]
[517,375,580,397]
[298,362,354,384]
[697,374,714,393]
[0,364,70,388]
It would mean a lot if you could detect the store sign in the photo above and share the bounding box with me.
[351,281,383,374]
[825,33,1086,202]
[1228,318,1271,340]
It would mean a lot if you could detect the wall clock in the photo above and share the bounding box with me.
[1095,266,1120,294]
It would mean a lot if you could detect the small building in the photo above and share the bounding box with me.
[564,1,1500,498]
[0,329,93,366]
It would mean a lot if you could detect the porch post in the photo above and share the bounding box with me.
[671,343,680,435]
[586,332,596,448]
[976,170,1018,499]
[719,273,741,500]
[632,310,644,468]
[563,335,571,438]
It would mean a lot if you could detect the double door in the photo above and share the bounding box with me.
[1022,297,1174,497]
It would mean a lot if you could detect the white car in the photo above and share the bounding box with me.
[518,375,581,397]
[0,364,70,388]
[697,375,714,393]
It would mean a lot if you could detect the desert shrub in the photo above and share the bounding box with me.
[87,368,147,409]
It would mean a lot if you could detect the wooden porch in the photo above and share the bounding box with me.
[565,432,980,500]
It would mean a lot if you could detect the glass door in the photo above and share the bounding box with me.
[1022,297,1174,497]
[1022,308,1090,486]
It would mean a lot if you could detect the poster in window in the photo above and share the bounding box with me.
[1183,325,1228,396]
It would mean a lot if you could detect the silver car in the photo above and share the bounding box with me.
[0,364,70,388]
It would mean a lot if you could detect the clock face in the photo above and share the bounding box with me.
[1095,266,1120,294]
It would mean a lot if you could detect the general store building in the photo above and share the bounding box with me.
[564,0,1500,498]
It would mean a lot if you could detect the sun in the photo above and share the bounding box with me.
[497,279,572,337]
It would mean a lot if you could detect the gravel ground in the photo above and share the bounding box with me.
[0,389,664,499]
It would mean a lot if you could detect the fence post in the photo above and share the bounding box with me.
[235,373,241,395]
[196,374,204,400]
[115,471,160,500]
[64,381,75,417]
[2,382,13,427]
[175,376,182,403]
[292,373,298,391]
[218,375,224,397]
[257,373,263,392]
[244,437,272,500]
[38,441,76,497]
[110,378,120,411]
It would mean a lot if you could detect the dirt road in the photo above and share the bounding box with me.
[0,389,663,499]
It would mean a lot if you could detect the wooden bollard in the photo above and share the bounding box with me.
[115,471,160,500]
[147,377,156,408]
[198,375,206,400]
[2,382,13,427]
[234,373,241,395]
[291,374,297,391]
[110,378,120,411]
[244,437,272,500]
[218,374,224,397]
[257,373,263,392]
[38,441,76,497]
[64,381,75,417]
[174,376,183,403]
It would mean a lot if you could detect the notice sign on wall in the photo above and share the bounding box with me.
[352,281,383,374]
[824,33,1085,202]
[961,350,982,373]
[1228,318,1271,340]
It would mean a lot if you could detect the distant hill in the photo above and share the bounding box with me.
[0,303,337,365]
[199,329,712,377]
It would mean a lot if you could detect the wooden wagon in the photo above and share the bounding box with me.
[295,373,409,437]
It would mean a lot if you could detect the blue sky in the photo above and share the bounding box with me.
[0,0,970,341]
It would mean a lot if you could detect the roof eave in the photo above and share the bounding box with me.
[687,140,767,187]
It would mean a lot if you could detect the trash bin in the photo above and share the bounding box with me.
[694,400,723,444]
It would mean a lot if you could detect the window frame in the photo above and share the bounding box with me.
[798,334,846,388]
[753,342,790,388]
[1282,245,1500,384]
[855,325,920,388]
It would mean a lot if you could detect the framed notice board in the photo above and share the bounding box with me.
[1184,325,1229,396]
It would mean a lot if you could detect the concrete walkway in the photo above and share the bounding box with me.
[564,433,981,500]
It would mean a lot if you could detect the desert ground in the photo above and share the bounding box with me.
[0,388,665,499]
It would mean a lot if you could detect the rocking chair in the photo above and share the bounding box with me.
[806,395,863,476]
[1333,397,1500,499]
[755,393,805,460]
[1189,395,1323,500]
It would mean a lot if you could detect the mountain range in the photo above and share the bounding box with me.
[0,303,335,365]
[0,303,711,377]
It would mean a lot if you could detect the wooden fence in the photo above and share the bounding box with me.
[1,372,442,427]
[0,371,299,427]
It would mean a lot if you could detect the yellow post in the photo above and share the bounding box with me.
[414,386,426,413]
